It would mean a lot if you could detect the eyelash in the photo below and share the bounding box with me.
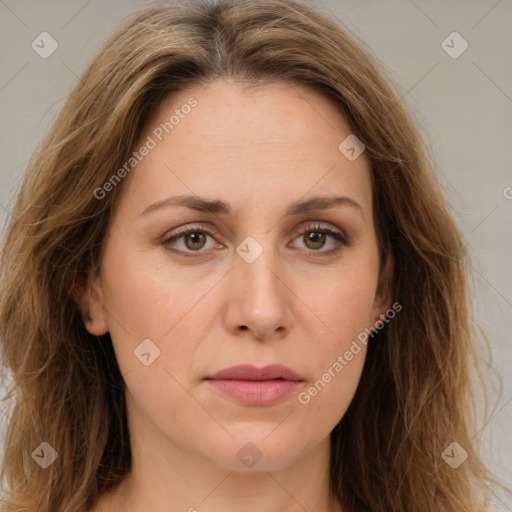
[160,223,348,259]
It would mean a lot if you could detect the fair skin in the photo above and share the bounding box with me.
[80,79,391,512]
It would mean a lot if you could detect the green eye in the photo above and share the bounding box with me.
[291,224,347,255]
[182,232,208,251]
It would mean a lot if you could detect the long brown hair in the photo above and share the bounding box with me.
[0,0,506,510]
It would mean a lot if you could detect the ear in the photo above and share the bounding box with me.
[371,251,394,322]
[69,270,109,336]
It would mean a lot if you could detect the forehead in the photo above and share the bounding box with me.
[144,79,357,157]
[117,79,373,218]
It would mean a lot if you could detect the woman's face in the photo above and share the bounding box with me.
[85,79,390,472]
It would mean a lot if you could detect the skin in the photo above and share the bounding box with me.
[79,79,391,512]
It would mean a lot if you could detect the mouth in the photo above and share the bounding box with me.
[204,364,305,406]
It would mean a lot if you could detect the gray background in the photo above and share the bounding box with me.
[0,0,510,506]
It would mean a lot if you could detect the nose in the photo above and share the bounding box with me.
[222,245,293,341]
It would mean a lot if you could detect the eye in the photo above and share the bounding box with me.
[290,224,348,256]
[160,223,348,258]
[161,226,219,257]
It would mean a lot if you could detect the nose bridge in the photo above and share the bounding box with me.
[227,233,291,337]
[235,234,283,303]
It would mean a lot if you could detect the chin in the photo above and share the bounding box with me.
[205,434,307,473]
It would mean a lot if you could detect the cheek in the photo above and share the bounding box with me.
[295,251,379,353]
[100,230,207,332]
[99,247,215,432]
[290,253,379,413]
[293,279,373,414]
[98,238,208,374]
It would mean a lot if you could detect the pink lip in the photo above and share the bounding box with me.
[204,364,305,406]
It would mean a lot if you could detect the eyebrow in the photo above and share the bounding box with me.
[138,194,365,220]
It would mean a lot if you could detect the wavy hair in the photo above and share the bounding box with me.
[0,0,506,510]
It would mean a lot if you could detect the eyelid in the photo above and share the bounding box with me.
[160,222,348,257]
[162,223,219,240]
[291,222,347,242]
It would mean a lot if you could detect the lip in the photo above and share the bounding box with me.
[206,364,305,382]
[204,364,305,406]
